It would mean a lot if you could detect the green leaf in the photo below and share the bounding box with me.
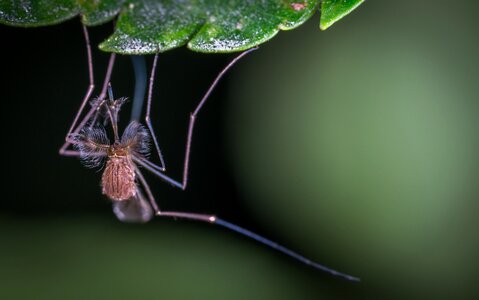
[0,0,365,54]
[0,0,79,27]
[80,0,125,26]
[320,0,365,30]
[99,0,320,54]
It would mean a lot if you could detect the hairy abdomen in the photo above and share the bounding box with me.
[102,157,136,201]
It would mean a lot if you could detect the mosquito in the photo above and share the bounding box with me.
[59,24,359,282]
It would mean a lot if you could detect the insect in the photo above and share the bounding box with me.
[59,24,359,281]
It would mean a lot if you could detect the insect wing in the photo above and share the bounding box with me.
[112,190,154,223]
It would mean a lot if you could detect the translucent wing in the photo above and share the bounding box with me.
[69,125,109,168]
[112,189,154,223]
[121,121,151,158]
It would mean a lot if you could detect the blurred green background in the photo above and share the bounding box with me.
[1,0,478,299]
[229,0,479,298]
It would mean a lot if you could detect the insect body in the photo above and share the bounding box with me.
[82,122,144,201]
[102,147,137,201]
[59,25,359,281]
[69,92,156,223]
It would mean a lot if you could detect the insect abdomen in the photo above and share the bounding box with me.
[102,157,136,201]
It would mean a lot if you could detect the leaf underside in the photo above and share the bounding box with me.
[0,0,365,54]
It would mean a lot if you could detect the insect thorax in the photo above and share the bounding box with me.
[101,155,136,201]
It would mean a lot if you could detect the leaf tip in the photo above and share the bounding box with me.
[320,0,365,31]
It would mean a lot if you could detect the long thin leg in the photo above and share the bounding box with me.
[135,166,210,221]
[144,53,166,171]
[60,52,117,157]
[59,24,95,156]
[86,53,117,130]
[142,47,258,188]
[133,156,181,188]
[133,166,359,281]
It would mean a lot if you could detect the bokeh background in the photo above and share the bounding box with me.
[1,0,478,299]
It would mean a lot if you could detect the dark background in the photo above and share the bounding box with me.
[1,1,478,299]
[0,18,243,218]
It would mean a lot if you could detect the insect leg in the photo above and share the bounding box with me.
[59,24,95,156]
[133,164,359,281]
[134,165,214,222]
[139,47,258,188]
[59,30,117,156]
[143,53,166,171]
